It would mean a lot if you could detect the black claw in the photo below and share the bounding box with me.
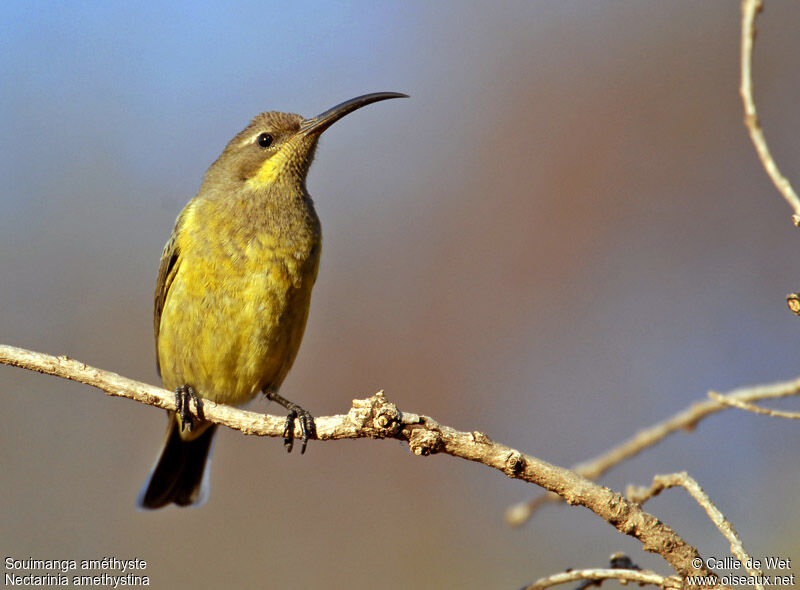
[266,391,316,453]
[174,389,183,416]
[298,409,316,454]
[175,384,203,432]
[282,409,297,453]
[189,388,204,421]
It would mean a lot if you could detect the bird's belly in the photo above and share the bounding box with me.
[157,260,312,406]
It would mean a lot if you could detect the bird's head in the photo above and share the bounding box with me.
[205,92,407,191]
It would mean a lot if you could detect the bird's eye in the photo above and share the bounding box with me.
[257,133,274,148]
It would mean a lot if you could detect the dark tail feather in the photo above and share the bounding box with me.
[137,418,217,510]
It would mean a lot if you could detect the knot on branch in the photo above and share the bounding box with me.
[471,430,492,444]
[347,391,402,436]
[408,428,443,456]
[503,450,526,477]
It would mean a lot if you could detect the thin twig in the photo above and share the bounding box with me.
[506,0,800,530]
[0,343,715,581]
[740,0,800,224]
[708,391,800,419]
[627,472,764,590]
[522,568,679,590]
[505,375,800,526]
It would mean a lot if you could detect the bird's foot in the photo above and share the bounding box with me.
[265,391,316,453]
[175,384,204,432]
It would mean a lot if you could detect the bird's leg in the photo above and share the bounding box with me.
[175,384,204,432]
[265,390,316,454]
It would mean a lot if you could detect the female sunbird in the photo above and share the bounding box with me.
[138,92,407,509]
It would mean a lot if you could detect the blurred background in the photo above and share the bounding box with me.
[2,1,799,588]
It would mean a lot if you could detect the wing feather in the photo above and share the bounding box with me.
[153,219,183,377]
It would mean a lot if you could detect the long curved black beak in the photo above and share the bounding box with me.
[300,92,408,136]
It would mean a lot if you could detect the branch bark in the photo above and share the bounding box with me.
[0,343,717,584]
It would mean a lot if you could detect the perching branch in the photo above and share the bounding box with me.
[0,343,718,584]
[740,0,800,224]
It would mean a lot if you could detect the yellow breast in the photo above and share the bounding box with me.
[156,193,320,406]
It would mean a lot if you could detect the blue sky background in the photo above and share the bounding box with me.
[2,2,799,588]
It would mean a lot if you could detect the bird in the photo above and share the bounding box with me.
[137,92,407,509]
